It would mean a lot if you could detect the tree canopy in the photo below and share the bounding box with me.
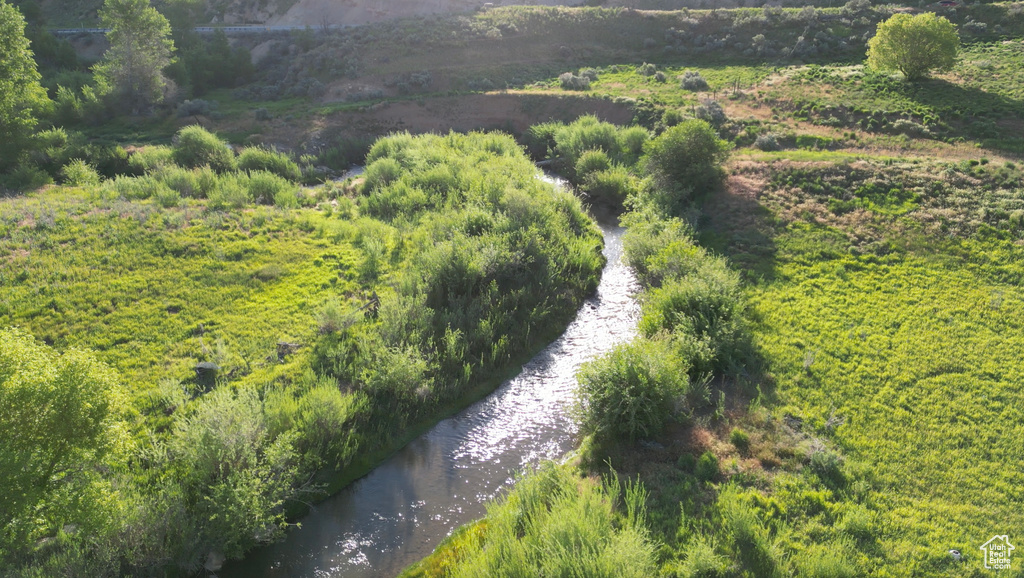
[0,327,121,549]
[867,13,959,81]
[94,0,175,113]
[0,0,48,172]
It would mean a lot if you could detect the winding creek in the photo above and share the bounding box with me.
[223,178,640,578]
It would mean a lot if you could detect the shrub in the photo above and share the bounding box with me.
[695,450,719,482]
[696,100,727,127]
[558,72,591,91]
[730,428,751,452]
[207,176,250,210]
[576,338,685,443]
[552,116,621,172]
[583,167,637,207]
[154,186,181,208]
[678,535,729,577]
[638,62,658,76]
[578,67,599,81]
[362,157,402,193]
[61,159,101,186]
[244,170,298,206]
[175,98,217,118]
[662,109,683,128]
[129,145,174,174]
[755,133,781,151]
[642,120,729,212]
[809,449,846,488]
[639,265,745,373]
[617,125,650,166]
[237,147,301,181]
[438,464,657,578]
[574,149,612,178]
[171,125,236,172]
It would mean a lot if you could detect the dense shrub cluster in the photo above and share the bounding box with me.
[313,132,603,432]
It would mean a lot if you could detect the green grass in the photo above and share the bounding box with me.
[759,42,1024,152]
[0,188,356,392]
[750,231,1024,574]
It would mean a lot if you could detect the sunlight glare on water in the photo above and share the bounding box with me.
[223,174,639,578]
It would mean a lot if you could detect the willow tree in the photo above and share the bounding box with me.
[0,0,48,172]
[94,0,175,113]
[867,13,959,81]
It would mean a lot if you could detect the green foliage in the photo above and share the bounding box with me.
[729,428,750,452]
[60,159,101,187]
[867,13,959,81]
[94,0,175,112]
[243,170,299,206]
[166,387,301,560]
[642,120,729,214]
[0,0,49,173]
[582,166,637,208]
[171,125,236,173]
[576,338,686,443]
[128,144,174,173]
[237,146,301,181]
[575,148,611,178]
[0,327,121,556]
[695,451,719,482]
[406,464,657,578]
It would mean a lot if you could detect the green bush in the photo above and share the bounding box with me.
[244,170,298,206]
[237,146,301,181]
[171,125,237,173]
[154,165,219,199]
[574,149,612,178]
[128,145,174,174]
[362,157,403,194]
[809,450,846,489]
[583,166,637,207]
[695,451,719,482]
[558,72,591,91]
[207,176,250,210]
[576,338,686,443]
[60,159,101,187]
[678,535,729,578]
[730,428,751,452]
[642,120,729,213]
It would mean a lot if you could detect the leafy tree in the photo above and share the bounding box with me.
[0,0,49,172]
[94,0,175,113]
[0,327,121,548]
[867,13,959,81]
[642,119,729,213]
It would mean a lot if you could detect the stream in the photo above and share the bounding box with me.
[222,177,640,578]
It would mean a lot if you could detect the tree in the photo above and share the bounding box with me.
[0,0,49,172]
[0,328,121,548]
[94,0,175,113]
[867,13,959,81]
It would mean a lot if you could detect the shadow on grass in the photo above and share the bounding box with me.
[697,175,782,284]
[900,77,1024,155]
